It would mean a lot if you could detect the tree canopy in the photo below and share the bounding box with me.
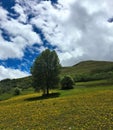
[31,49,61,95]
[61,76,74,90]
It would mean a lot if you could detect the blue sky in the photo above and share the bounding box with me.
[0,0,113,80]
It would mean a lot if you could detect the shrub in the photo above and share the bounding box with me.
[14,87,21,95]
[61,76,74,90]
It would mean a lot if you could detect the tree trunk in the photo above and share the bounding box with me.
[43,88,46,96]
[47,86,49,95]
[46,82,49,95]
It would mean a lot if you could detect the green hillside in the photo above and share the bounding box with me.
[62,60,113,76]
[1,60,113,100]
[61,60,113,82]
[1,60,113,86]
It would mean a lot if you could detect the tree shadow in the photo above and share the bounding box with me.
[24,92,60,102]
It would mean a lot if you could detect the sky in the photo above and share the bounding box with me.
[0,0,113,80]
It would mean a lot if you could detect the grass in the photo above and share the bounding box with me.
[77,79,113,87]
[0,81,113,130]
[0,92,13,101]
[0,87,34,101]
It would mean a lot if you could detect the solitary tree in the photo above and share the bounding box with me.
[31,49,61,96]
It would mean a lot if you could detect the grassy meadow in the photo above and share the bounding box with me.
[0,61,113,129]
[0,80,113,130]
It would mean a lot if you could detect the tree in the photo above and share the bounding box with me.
[61,76,74,90]
[14,87,21,95]
[31,49,61,95]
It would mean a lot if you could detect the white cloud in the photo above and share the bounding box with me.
[0,6,8,20]
[0,65,29,80]
[13,3,27,23]
[1,0,113,65]
[0,4,41,60]
[1,19,41,45]
[1,0,113,79]
[28,0,113,66]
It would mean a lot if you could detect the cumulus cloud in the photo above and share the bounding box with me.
[0,65,29,80]
[13,3,27,23]
[0,0,113,79]
[0,5,41,60]
[28,0,113,66]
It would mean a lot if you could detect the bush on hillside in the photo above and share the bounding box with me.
[14,87,21,95]
[61,76,74,90]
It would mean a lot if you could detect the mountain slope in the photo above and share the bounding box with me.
[61,60,113,77]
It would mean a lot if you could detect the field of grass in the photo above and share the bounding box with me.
[0,87,34,101]
[0,81,113,130]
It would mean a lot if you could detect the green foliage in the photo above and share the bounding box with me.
[61,76,74,90]
[0,92,14,101]
[31,49,61,95]
[0,76,32,95]
[15,76,32,90]
[74,71,113,82]
[0,79,14,94]
[14,87,21,95]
